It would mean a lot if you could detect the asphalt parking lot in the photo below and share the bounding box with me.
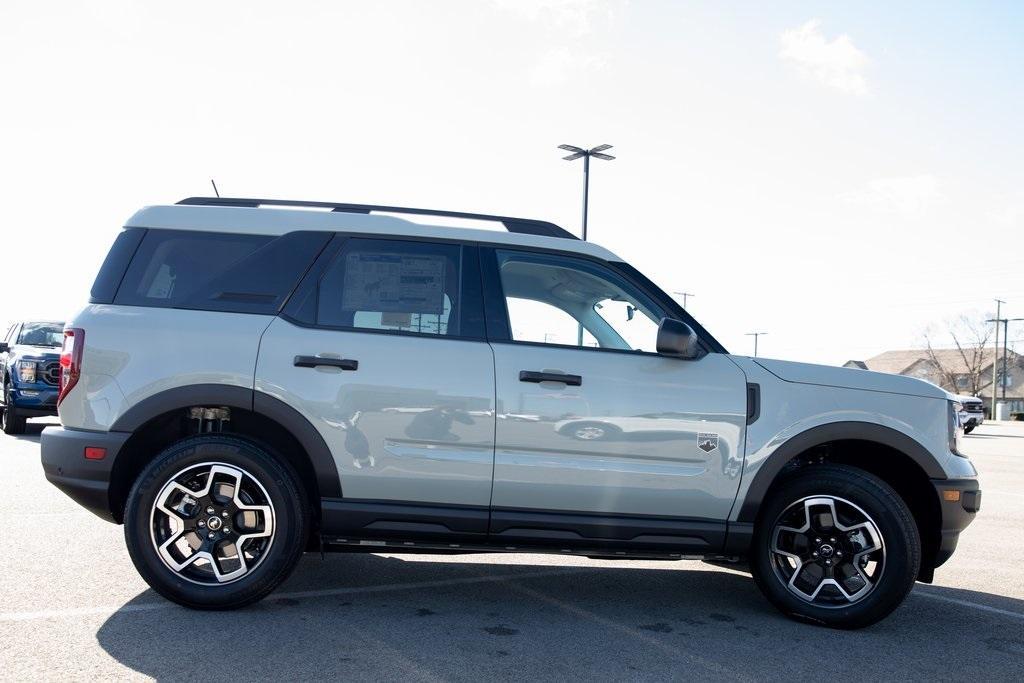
[1,422,1022,681]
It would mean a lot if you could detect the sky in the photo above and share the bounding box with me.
[1,0,1022,365]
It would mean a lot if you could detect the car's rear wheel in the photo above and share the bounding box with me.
[2,381,27,435]
[750,464,920,629]
[124,435,309,609]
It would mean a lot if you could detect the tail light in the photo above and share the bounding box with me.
[58,328,85,406]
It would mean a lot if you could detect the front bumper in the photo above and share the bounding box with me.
[9,383,59,417]
[40,426,129,523]
[931,478,981,570]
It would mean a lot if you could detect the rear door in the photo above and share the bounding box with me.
[255,237,496,537]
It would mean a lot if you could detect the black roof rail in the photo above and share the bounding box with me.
[176,197,579,240]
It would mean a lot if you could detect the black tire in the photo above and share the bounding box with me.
[749,464,920,629]
[963,424,974,434]
[2,381,27,435]
[124,434,309,610]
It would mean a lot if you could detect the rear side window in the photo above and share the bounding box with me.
[113,230,330,314]
[316,238,464,337]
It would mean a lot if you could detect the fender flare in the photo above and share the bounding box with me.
[110,384,341,498]
[736,421,946,523]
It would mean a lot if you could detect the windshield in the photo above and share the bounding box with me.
[18,322,64,347]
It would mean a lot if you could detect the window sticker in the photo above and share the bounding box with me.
[341,252,446,314]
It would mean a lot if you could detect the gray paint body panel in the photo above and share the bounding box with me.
[255,318,496,507]
[490,344,748,519]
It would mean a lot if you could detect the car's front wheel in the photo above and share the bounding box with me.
[2,381,26,435]
[750,464,920,629]
[124,435,309,609]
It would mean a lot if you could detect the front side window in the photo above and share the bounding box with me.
[496,250,664,352]
[317,238,462,337]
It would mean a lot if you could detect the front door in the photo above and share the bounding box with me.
[482,248,748,548]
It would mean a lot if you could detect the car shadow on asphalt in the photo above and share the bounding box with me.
[94,553,1024,680]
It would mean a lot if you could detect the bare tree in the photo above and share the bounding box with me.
[922,315,993,395]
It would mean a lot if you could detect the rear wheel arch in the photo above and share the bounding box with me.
[738,422,944,579]
[107,384,340,524]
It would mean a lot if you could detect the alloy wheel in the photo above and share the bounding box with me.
[149,461,275,585]
[768,495,885,607]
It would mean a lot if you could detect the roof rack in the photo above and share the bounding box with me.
[176,197,579,240]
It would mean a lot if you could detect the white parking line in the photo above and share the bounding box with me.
[916,590,1024,621]
[0,568,583,623]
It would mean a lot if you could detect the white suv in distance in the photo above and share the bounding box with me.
[41,197,981,628]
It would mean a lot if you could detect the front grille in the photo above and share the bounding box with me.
[964,403,984,413]
[41,361,60,386]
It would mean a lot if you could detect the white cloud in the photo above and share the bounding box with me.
[491,0,618,36]
[840,175,942,217]
[780,19,869,96]
[529,45,604,86]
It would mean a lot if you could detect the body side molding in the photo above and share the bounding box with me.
[736,421,947,523]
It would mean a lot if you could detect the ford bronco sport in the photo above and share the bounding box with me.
[40,197,981,628]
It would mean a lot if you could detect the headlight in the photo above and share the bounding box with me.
[17,361,37,383]
[949,400,966,457]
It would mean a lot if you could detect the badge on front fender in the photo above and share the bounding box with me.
[698,432,719,453]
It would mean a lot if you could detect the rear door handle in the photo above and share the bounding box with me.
[519,370,582,386]
[294,355,359,371]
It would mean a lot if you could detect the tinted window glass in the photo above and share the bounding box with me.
[496,250,665,352]
[90,228,145,304]
[114,230,329,314]
[18,322,64,347]
[317,239,463,337]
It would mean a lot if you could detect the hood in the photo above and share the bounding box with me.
[753,358,949,400]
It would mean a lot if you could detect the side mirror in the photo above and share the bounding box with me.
[0,342,8,354]
[656,318,700,359]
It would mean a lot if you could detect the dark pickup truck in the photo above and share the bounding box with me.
[0,321,64,434]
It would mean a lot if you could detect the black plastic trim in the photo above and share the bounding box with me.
[931,478,980,569]
[736,421,948,523]
[294,356,358,371]
[519,370,582,386]
[489,508,726,552]
[40,426,129,523]
[108,384,342,499]
[321,498,489,539]
[176,197,578,240]
[746,383,760,425]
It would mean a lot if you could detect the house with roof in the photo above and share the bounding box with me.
[843,348,1024,417]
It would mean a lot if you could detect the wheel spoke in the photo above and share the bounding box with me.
[768,494,886,608]
[150,461,276,586]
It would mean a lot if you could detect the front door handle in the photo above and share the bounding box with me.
[294,355,359,371]
[519,370,582,386]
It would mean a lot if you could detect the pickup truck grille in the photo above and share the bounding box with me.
[41,361,61,386]
[964,403,984,413]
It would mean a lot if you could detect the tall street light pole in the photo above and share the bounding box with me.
[558,144,615,241]
[989,299,1005,417]
[746,332,767,357]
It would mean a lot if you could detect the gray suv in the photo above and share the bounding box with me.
[41,197,981,628]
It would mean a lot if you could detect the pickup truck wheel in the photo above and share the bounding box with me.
[963,424,975,434]
[124,435,309,610]
[2,382,27,435]
[750,464,920,629]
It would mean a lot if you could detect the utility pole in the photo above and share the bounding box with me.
[673,291,695,309]
[557,144,615,241]
[998,317,1024,400]
[746,331,767,357]
[989,299,1004,418]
